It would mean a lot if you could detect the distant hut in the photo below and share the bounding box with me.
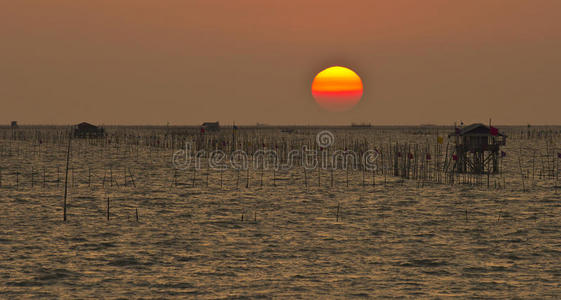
[448,123,506,174]
[201,121,220,132]
[73,122,105,138]
[280,128,295,134]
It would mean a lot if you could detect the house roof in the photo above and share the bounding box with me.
[76,122,99,130]
[449,123,506,137]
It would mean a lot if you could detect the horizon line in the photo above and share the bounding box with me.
[3,123,561,128]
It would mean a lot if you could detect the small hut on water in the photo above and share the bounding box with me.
[201,121,220,132]
[449,123,506,174]
[73,122,105,138]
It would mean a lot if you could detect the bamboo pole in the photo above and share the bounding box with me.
[128,168,136,188]
[336,202,340,222]
[63,133,72,222]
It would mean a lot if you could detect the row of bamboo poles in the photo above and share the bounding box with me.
[1,135,559,191]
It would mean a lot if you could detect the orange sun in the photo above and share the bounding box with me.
[311,66,363,112]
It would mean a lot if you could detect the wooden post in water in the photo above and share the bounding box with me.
[336,202,340,222]
[192,167,196,187]
[102,169,106,188]
[554,154,560,188]
[128,168,136,188]
[236,169,240,189]
[486,165,490,189]
[346,166,349,187]
[532,152,536,187]
[518,155,526,192]
[318,167,321,187]
[63,133,71,222]
[361,167,364,187]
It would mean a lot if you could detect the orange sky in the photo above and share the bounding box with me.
[1,0,561,125]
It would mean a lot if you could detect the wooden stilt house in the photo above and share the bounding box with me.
[448,123,506,174]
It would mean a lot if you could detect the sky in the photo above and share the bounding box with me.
[1,0,560,126]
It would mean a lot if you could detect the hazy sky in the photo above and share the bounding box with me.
[2,0,560,125]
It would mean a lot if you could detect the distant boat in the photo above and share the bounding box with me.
[351,123,371,128]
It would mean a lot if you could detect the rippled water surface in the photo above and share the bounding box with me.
[1,127,561,298]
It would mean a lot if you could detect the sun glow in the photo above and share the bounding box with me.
[311,66,363,112]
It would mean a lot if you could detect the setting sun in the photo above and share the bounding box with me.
[312,66,363,112]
